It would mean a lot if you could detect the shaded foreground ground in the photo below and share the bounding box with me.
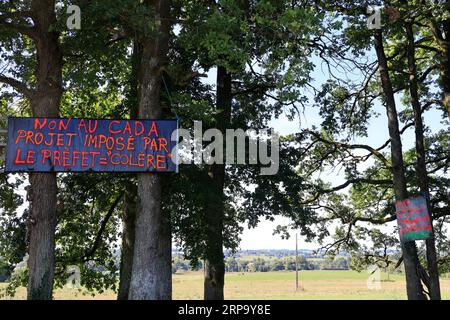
[1,270,450,300]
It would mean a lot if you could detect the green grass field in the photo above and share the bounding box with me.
[1,270,450,300]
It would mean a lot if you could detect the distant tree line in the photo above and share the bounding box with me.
[170,255,351,274]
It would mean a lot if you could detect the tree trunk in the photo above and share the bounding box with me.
[406,22,441,300]
[27,173,57,300]
[204,3,248,298]
[437,19,450,118]
[27,0,62,300]
[442,56,450,119]
[117,191,136,300]
[374,30,426,300]
[204,66,232,300]
[442,21,450,119]
[128,0,172,300]
[429,8,450,118]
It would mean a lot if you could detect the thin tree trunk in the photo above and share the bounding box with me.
[27,0,62,300]
[204,2,249,299]
[441,20,450,119]
[204,66,232,300]
[406,22,441,300]
[128,0,172,300]
[373,30,426,300]
[429,8,450,118]
[433,19,450,118]
[117,191,136,300]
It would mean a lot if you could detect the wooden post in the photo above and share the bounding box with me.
[295,233,299,291]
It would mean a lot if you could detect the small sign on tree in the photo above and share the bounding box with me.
[396,196,432,243]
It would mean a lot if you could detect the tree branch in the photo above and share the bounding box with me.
[305,129,391,167]
[302,178,392,205]
[432,207,450,220]
[0,11,38,40]
[0,74,34,97]
[83,194,123,261]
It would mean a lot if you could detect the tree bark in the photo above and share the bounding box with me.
[406,22,441,300]
[428,5,450,119]
[435,18,450,118]
[374,30,426,300]
[117,191,136,300]
[441,20,450,119]
[26,0,62,300]
[128,0,172,300]
[204,66,232,300]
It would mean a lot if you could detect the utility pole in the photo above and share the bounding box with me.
[295,233,299,291]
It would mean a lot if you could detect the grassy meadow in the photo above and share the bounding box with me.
[2,270,450,300]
